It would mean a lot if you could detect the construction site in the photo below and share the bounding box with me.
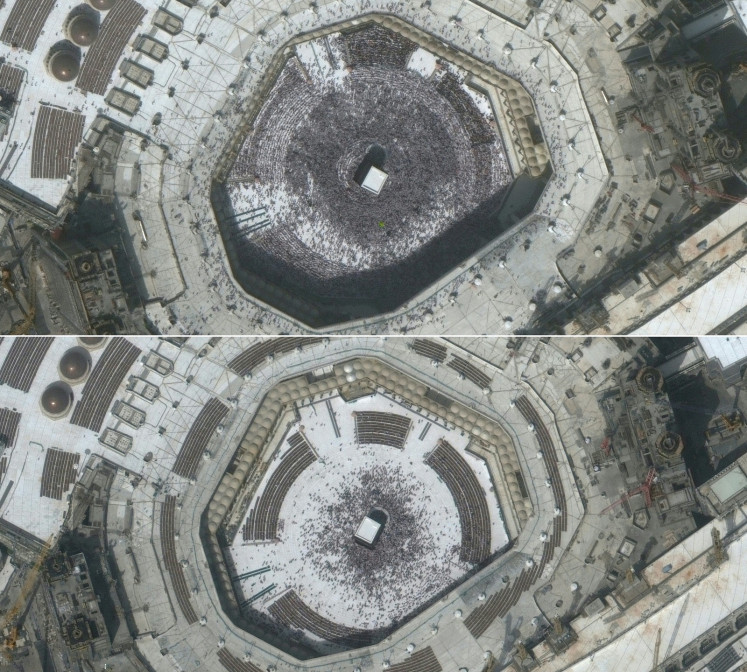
[0,203,146,335]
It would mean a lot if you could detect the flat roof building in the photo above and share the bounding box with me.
[697,453,747,516]
[699,337,747,369]
[354,517,381,547]
[360,166,389,195]
[711,468,747,504]
[353,509,388,549]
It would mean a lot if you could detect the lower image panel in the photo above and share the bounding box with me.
[0,336,745,672]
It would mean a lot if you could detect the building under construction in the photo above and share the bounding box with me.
[44,552,110,661]
[620,3,744,199]
[698,451,747,517]
[599,364,698,524]
[705,411,746,468]
[623,58,741,184]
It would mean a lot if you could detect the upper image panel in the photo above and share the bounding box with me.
[0,0,745,335]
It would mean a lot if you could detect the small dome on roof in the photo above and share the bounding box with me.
[79,336,105,347]
[49,51,80,82]
[88,0,117,9]
[59,347,91,382]
[41,382,74,418]
[68,14,98,46]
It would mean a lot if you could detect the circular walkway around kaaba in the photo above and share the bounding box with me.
[266,453,464,629]
[229,394,508,651]
[214,25,539,326]
[228,64,506,271]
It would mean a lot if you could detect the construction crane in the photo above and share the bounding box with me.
[632,113,654,133]
[712,527,725,564]
[666,400,743,431]
[671,162,746,204]
[601,467,657,514]
[8,261,36,335]
[1,537,54,659]
[720,412,743,431]
[705,412,744,442]
[592,437,613,471]
[652,627,662,672]
[1,267,14,300]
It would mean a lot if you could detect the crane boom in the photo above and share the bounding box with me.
[601,467,657,514]
[653,627,662,672]
[633,113,654,133]
[671,162,746,203]
[1,537,54,658]
[9,261,36,336]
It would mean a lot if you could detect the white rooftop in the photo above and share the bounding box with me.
[735,1,747,31]
[354,516,382,544]
[699,337,747,369]
[564,522,747,672]
[711,467,747,504]
[360,165,389,196]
